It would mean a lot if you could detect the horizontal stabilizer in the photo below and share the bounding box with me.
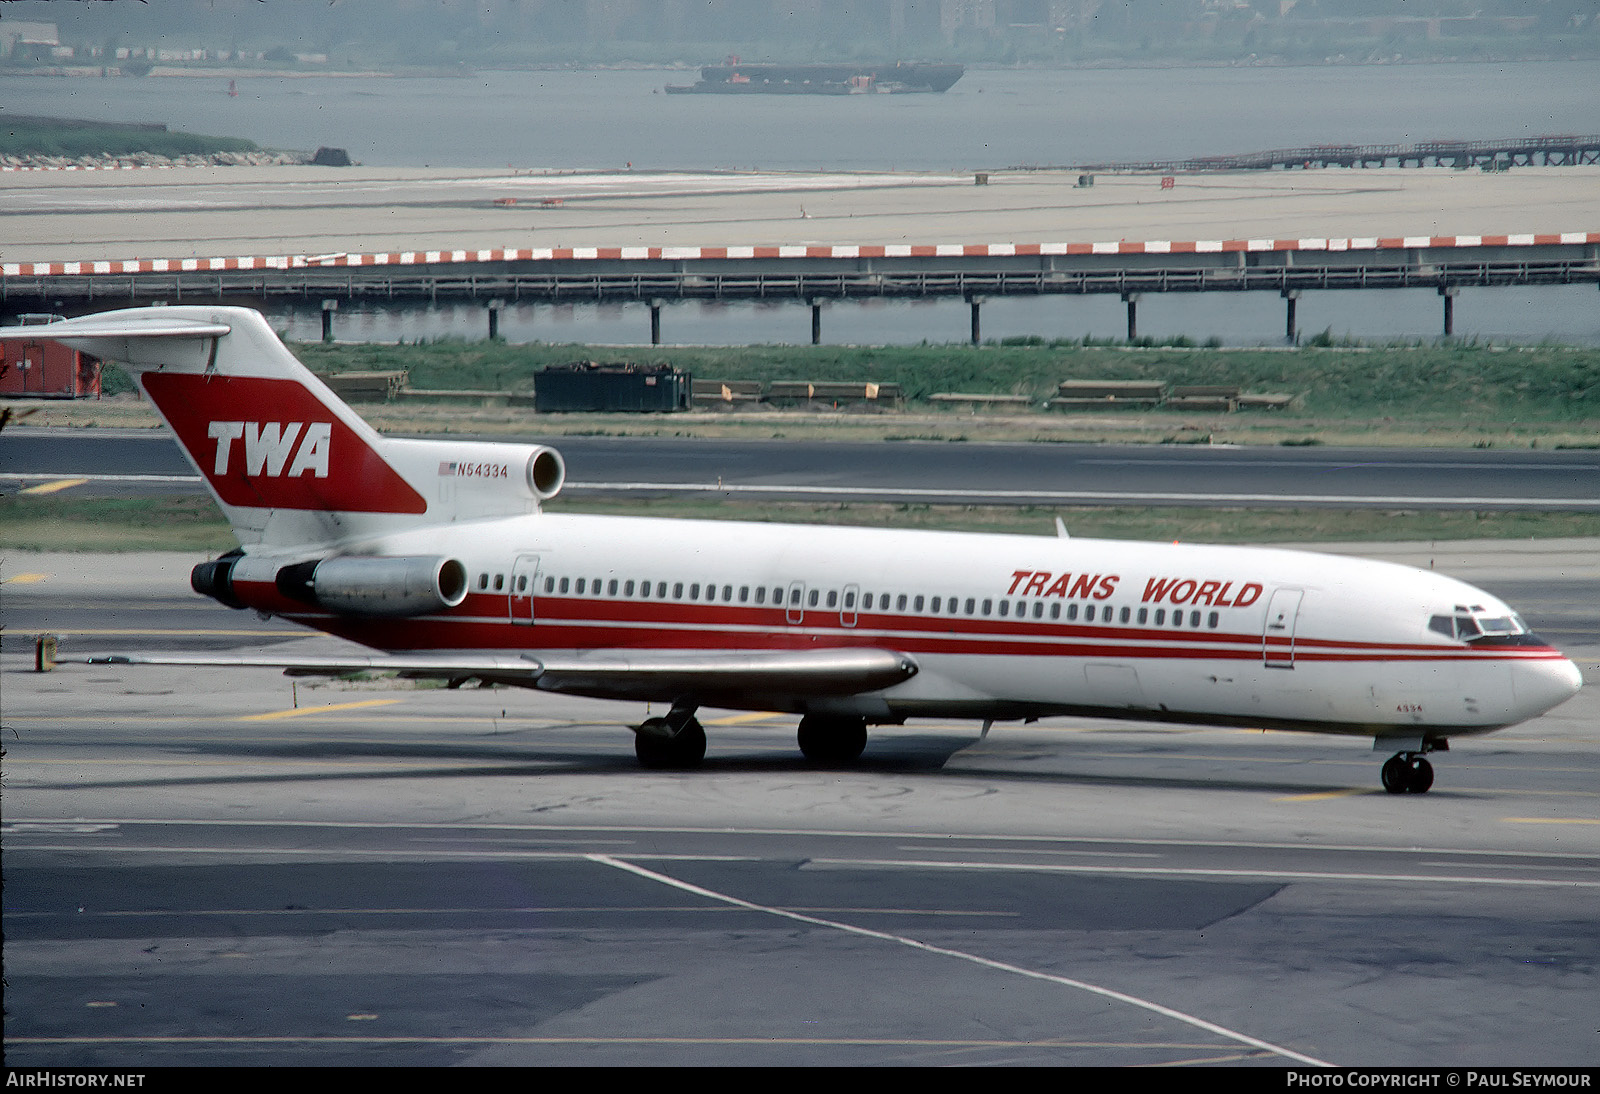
[33,311,236,373]
[36,315,233,341]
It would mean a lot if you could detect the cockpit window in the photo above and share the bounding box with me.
[1429,611,1537,645]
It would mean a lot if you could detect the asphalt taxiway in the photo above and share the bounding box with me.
[6,429,1600,510]
[2,546,1596,1067]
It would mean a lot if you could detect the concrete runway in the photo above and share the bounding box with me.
[6,428,1600,509]
[2,547,1596,1067]
[5,165,1598,263]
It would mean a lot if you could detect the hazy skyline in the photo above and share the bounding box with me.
[5,0,1597,66]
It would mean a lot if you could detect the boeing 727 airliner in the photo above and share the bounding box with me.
[40,306,1582,792]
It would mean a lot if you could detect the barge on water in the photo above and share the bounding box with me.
[666,60,963,95]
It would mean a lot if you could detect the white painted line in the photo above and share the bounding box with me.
[802,857,1600,889]
[587,853,1335,1068]
[11,817,1595,861]
[1,473,202,484]
[567,481,1600,508]
[5,475,1590,508]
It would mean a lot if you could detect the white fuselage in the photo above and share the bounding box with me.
[243,512,1582,738]
[37,305,1582,747]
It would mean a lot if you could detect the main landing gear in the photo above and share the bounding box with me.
[797,713,868,766]
[1381,752,1435,794]
[633,704,706,770]
[631,708,872,769]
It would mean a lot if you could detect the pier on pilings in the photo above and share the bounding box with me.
[6,236,1596,347]
[1061,135,1600,174]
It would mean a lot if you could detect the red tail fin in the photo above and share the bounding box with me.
[40,306,562,546]
[142,372,425,514]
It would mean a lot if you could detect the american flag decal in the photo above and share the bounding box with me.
[438,461,457,476]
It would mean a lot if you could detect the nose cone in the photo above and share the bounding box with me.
[1515,657,1584,719]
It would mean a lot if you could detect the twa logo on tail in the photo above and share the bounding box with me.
[142,373,427,514]
[208,421,332,478]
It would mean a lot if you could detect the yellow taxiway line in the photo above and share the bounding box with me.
[238,699,402,722]
[19,477,88,495]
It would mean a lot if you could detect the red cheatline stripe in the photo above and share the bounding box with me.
[488,594,1551,657]
[507,596,1247,645]
[341,587,1560,658]
[318,618,1564,666]
[274,599,1564,666]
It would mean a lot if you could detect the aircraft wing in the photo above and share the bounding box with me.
[82,648,918,700]
[84,651,544,680]
[524,647,918,700]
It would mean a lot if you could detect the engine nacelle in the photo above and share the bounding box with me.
[191,550,247,609]
[388,439,565,519]
[525,445,565,501]
[274,555,469,617]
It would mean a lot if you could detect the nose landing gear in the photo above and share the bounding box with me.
[1381,752,1435,794]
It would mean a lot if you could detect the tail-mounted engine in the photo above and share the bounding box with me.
[192,550,470,618]
[525,445,565,501]
[191,549,247,609]
[393,439,566,519]
[274,555,470,617]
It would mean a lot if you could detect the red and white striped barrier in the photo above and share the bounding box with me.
[0,163,179,173]
[5,232,1597,278]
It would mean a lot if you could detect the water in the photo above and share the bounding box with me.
[273,286,1600,349]
[8,63,1597,170]
[6,63,1598,344]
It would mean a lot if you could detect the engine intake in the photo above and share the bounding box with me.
[275,555,469,617]
[526,446,565,500]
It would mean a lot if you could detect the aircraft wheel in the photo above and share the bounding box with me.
[797,714,868,766]
[1405,755,1434,794]
[1381,755,1410,794]
[634,716,706,770]
[1381,753,1434,794]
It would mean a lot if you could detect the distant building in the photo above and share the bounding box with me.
[1,21,59,59]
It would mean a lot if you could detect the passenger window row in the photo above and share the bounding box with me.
[479,571,1223,630]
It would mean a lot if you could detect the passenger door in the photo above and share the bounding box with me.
[509,554,540,625]
[1262,588,1303,668]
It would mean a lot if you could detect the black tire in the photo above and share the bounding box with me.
[1381,755,1410,794]
[797,715,868,765]
[1405,756,1434,794]
[634,717,706,770]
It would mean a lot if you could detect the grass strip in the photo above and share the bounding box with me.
[0,495,239,552]
[280,339,1600,425]
[0,115,261,160]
